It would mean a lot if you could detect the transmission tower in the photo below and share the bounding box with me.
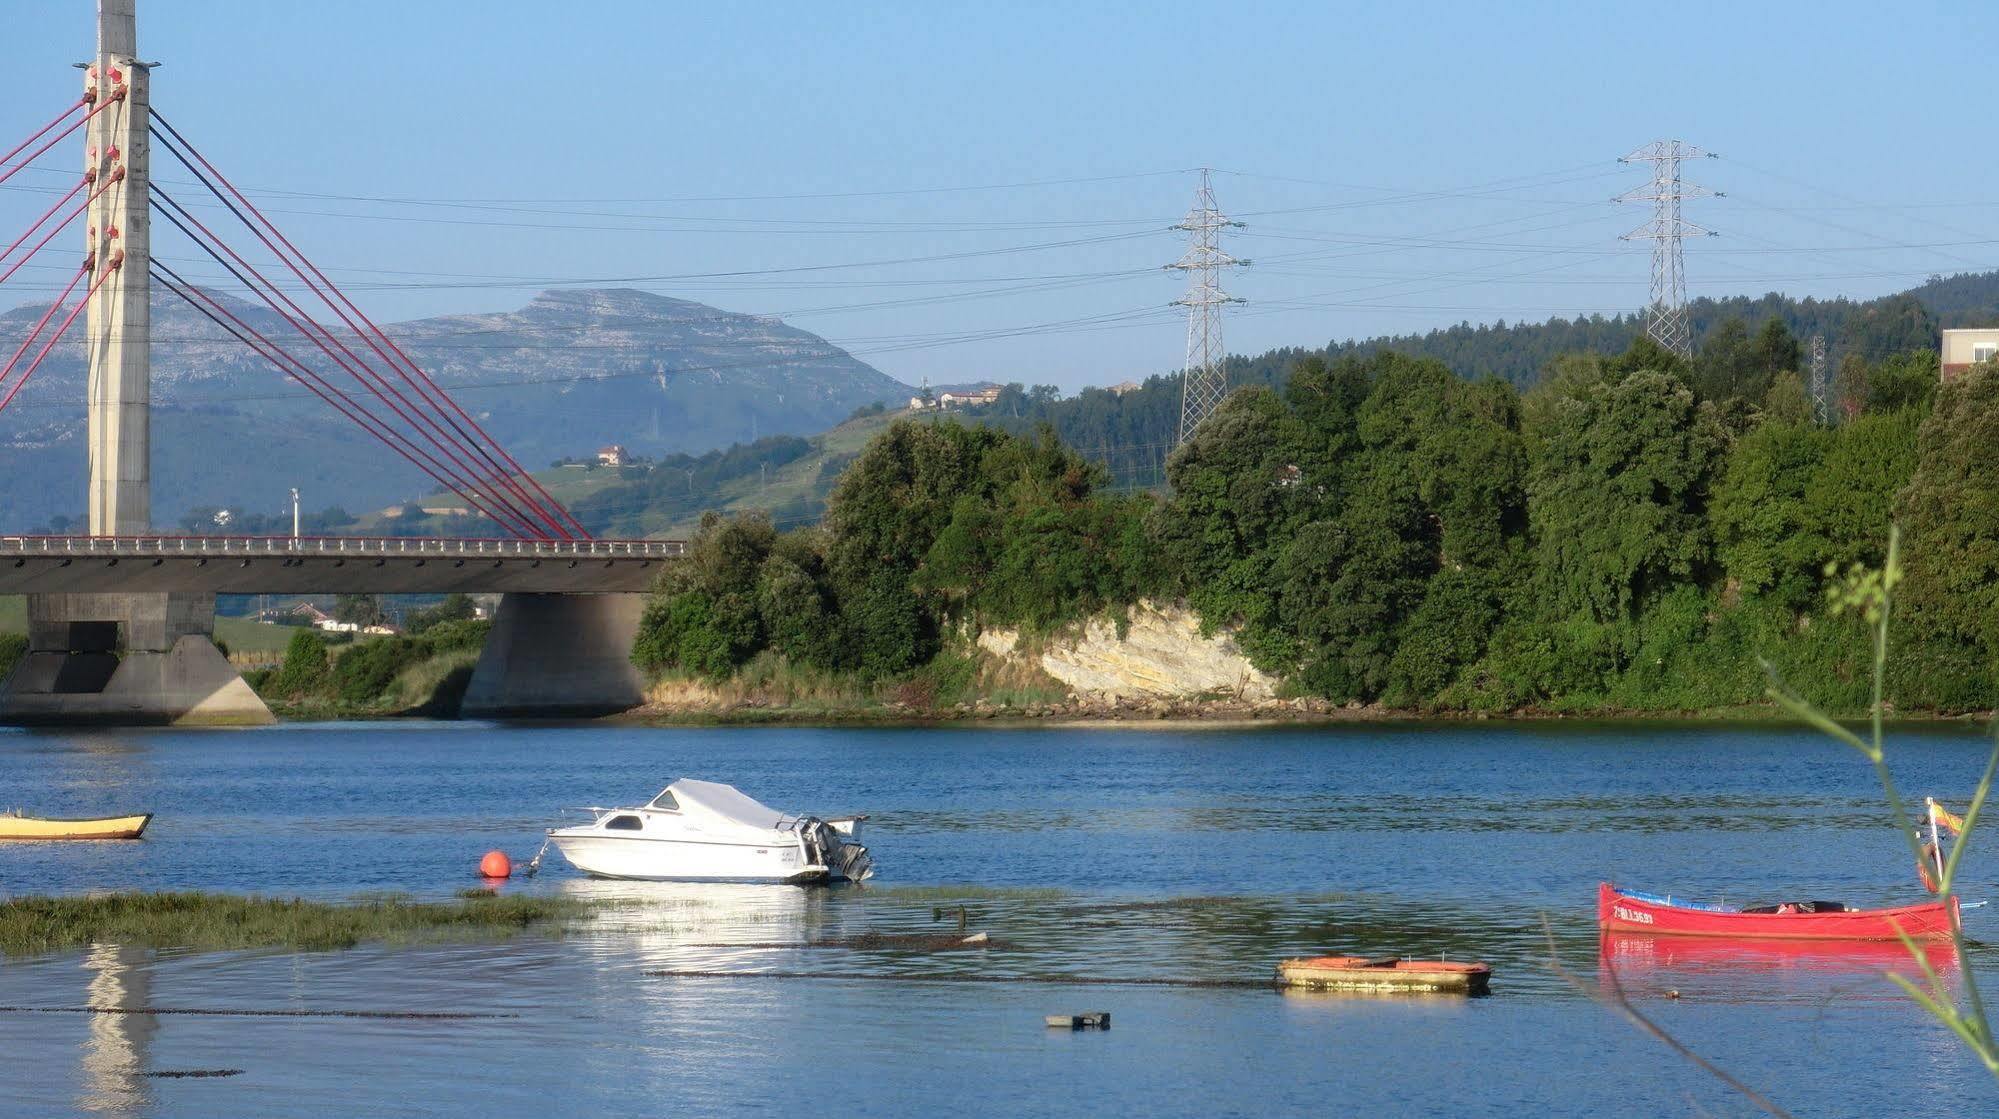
[1616,140,1719,359]
[1168,169,1247,445]
[1809,334,1829,425]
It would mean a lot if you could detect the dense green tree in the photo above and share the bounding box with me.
[1711,420,1832,610]
[405,593,477,635]
[333,594,386,627]
[1154,387,1319,667]
[1895,368,1999,707]
[1527,366,1726,624]
[1762,371,1812,425]
[267,630,331,698]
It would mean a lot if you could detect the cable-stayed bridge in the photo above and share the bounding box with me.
[0,3,677,724]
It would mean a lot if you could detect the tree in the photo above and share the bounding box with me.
[333,594,386,627]
[1154,386,1320,668]
[1527,367,1726,625]
[406,593,477,635]
[1761,371,1812,425]
[1894,367,1999,707]
[1710,419,1831,610]
[266,629,331,698]
[1865,351,1940,413]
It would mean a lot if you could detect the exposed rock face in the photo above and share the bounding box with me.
[979,600,1276,700]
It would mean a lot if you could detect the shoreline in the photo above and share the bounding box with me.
[602,696,1996,730]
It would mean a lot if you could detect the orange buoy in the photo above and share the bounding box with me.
[479,850,513,879]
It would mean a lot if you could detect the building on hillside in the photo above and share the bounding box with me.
[1108,380,1141,395]
[939,386,1002,409]
[379,504,472,519]
[597,444,630,467]
[1942,329,1999,382]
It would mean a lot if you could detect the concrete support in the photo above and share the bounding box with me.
[0,592,274,725]
[86,0,151,537]
[461,593,648,718]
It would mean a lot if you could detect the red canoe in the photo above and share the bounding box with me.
[1598,882,1958,941]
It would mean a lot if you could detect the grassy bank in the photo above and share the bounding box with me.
[253,620,488,719]
[0,891,592,958]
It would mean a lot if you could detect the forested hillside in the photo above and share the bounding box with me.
[629,323,1997,715]
[978,271,1999,488]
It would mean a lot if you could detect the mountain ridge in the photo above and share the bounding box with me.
[0,287,909,528]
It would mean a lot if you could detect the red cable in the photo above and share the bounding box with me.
[152,189,558,539]
[151,187,559,540]
[0,261,88,401]
[152,266,547,539]
[0,100,83,175]
[0,171,119,288]
[151,261,545,540]
[0,260,110,415]
[0,96,115,189]
[151,112,588,540]
[0,176,88,268]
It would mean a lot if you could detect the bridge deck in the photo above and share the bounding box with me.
[0,536,683,595]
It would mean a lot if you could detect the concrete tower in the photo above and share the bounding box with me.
[85,0,151,534]
[0,0,271,725]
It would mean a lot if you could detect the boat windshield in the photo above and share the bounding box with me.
[649,790,679,811]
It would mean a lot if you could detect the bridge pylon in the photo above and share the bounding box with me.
[1,1,272,727]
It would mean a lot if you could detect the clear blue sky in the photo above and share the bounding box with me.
[4,0,1997,391]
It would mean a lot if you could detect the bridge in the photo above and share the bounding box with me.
[0,3,684,725]
[0,536,681,595]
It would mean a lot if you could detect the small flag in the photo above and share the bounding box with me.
[1933,802,1967,836]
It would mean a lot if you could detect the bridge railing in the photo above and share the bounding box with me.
[0,535,684,557]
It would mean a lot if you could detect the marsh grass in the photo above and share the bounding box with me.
[0,890,595,958]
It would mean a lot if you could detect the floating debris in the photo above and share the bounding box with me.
[1045,1012,1110,1029]
[144,1069,244,1079]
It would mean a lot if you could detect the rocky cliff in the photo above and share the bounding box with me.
[977,600,1277,701]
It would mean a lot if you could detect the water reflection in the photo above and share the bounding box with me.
[1599,932,1959,1004]
[78,944,155,1116]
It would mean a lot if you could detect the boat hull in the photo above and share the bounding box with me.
[1598,882,1958,941]
[0,813,151,840]
[1276,956,1491,995]
[550,832,833,883]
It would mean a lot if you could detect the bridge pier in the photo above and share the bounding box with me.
[460,593,648,718]
[0,592,274,726]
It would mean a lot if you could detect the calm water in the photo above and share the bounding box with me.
[2,720,1996,1117]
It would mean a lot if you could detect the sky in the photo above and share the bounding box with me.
[4,0,1999,392]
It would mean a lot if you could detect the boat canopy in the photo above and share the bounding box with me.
[666,779,789,832]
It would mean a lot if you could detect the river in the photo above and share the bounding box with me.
[1,720,1995,1117]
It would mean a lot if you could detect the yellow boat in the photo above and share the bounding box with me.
[0,812,152,840]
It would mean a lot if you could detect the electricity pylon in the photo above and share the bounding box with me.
[1809,334,1829,425]
[1616,140,1718,359]
[1169,169,1247,446]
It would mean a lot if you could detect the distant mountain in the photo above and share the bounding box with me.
[0,288,908,528]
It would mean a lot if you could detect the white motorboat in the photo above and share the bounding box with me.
[546,779,873,884]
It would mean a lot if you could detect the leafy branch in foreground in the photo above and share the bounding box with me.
[1763,526,1999,1076]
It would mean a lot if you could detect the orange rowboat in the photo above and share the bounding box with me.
[0,812,151,840]
[1276,955,1492,995]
